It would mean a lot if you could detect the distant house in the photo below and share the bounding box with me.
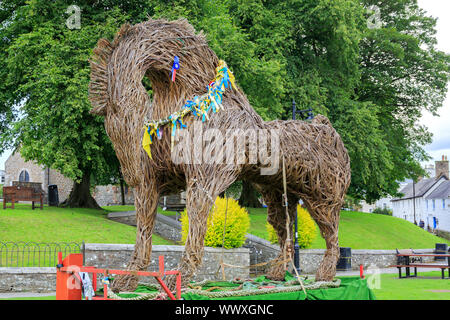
[360,180,410,213]
[391,155,450,233]
[0,169,5,184]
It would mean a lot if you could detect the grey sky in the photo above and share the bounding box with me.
[0,1,449,170]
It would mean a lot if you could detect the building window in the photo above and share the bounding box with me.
[19,170,30,182]
[432,199,435,211]
[443,199,446,209]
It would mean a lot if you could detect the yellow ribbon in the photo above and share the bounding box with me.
[142,129,152,160]
[142,60,236,160]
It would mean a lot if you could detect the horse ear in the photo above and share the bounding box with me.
[89,38,113,116]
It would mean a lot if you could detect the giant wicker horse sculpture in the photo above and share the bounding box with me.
[89,19,351,292]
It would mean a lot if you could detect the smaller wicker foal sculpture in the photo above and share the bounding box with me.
[89,19,351,292]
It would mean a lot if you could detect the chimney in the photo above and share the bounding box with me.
[435,155,449,179]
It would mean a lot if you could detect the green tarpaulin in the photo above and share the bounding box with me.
[181,277,376,300]
[111,274,376,300]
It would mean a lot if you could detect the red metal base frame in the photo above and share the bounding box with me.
[56,252,181,300]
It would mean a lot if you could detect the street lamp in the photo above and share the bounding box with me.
[291,99,314,274]
[413,179,417,225]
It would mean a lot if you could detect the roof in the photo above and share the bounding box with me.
[391,177,445,201]
[425,180,450,199]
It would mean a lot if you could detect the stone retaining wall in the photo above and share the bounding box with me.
[435,229,450,241]
[0,244,249,293]
[0,268,56,293]
[84,243,249,282]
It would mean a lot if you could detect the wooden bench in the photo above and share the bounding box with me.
[396,249,423,264]
[3,186,43,210]
[163,203,186,213]
[391,249,450,279]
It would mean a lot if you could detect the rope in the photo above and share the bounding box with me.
[282,154,290,272]
[282,153,307,297]
[183,279,340,299]
[107,278,341,300]
[218,192,229,280]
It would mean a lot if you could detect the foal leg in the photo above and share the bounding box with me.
[111,182,159,292]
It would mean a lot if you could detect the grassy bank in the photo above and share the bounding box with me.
[248,208,449,249]
[0,203,173,245]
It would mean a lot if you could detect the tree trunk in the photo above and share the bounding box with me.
[60,170,101,209]
[238,180,262,208]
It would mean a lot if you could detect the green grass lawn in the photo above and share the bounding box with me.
[0,203,173,245]
[103,205,178,217]
[245,208,449,249]
[149,205,449,249]
[7,203,444,250]
[342,271,450,300]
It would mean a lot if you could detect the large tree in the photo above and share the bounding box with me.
[0,1,127,208]
[353,0,450,201]
[0,0,448,207]
[226,0,449,203]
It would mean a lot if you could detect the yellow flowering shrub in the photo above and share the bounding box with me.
[267,205,317,248]
[181,197,250,248]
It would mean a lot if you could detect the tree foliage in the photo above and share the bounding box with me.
[0,0,448,206]
[0,1,128,207]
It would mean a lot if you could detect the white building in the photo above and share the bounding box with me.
[360,180,410,213]
[391,156,450,232]
[0,169,5,184]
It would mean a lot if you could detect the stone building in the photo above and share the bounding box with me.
[4,148,135,206]
[4,148,73,203]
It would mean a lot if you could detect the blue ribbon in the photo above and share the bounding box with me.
[171,56,180,81]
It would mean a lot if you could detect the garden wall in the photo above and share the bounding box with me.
[0,244,249,293]
[106,211,438,274]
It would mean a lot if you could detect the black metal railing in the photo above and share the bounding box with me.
[0,241,85,267]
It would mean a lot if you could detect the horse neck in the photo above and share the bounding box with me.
[148,71,213,120]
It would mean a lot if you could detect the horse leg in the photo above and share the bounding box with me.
[111,182,159,292]
[264,191,298,280]
[305,202,340,281]
[177,179,220,286]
